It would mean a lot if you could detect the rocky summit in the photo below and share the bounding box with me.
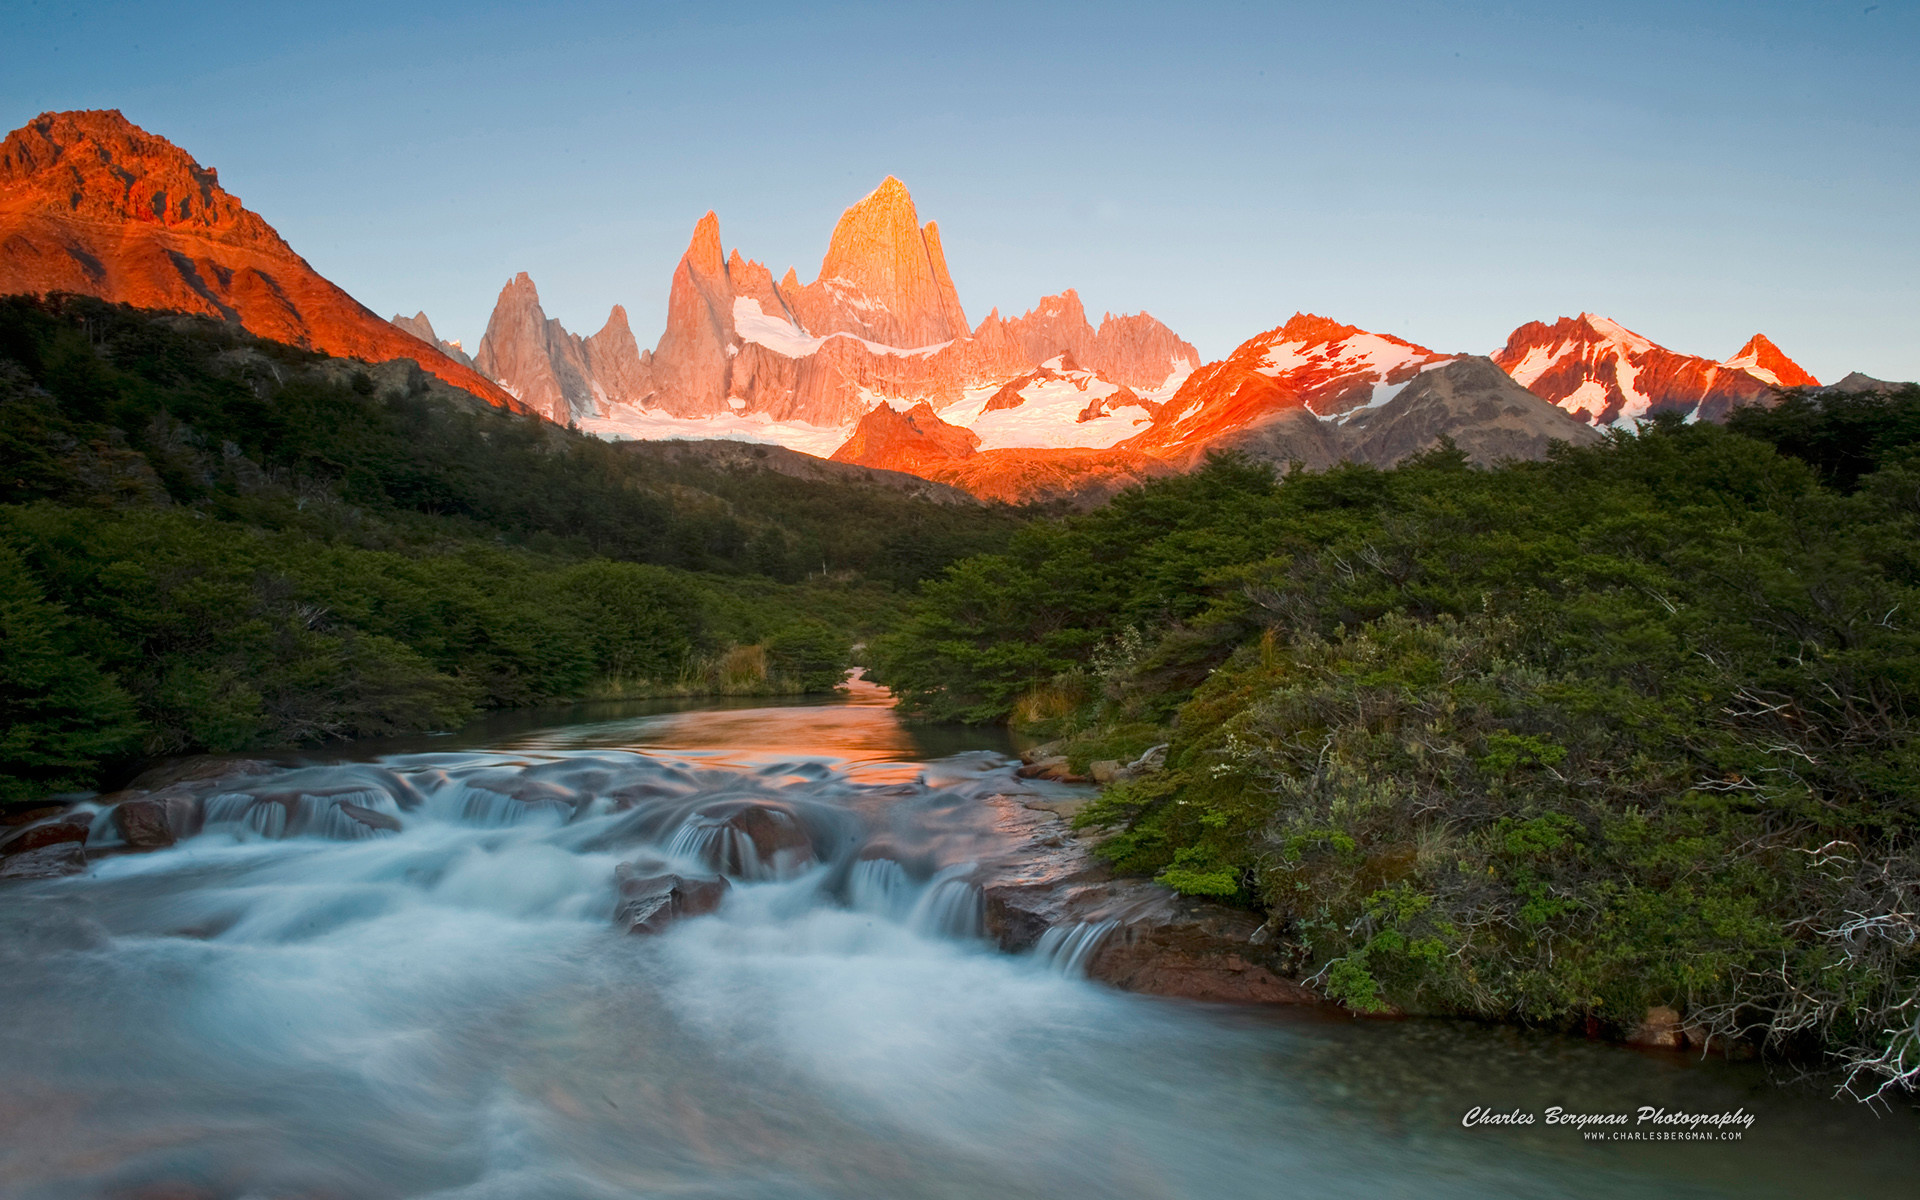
[0,110,518,409]
[1492,313,1821,426]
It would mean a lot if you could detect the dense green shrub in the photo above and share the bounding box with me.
[887,414,1920,1096]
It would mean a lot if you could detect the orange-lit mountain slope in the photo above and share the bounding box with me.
[0,110,519,410]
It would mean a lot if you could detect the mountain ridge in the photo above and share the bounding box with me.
[0,109,521,411]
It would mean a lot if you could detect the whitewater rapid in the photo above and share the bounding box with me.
[1,694,1915,1199]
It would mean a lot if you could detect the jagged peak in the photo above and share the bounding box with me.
[870,175,912,203]
[390,311,440,344]
[1725,332,1819,387]
[1275,312,1366,345]
[496,271,541,300]
[595,304,631,338]
[1574,312,1656,353]
[1021,289,1087,322]
[685,211,725,276]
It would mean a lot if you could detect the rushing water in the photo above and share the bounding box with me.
[3,684,1916,1199]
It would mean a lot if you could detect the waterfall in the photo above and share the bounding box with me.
[1035,920,1118,976]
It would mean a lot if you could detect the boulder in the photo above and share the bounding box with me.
[1085,908,1319,1004]
[338,801,403,833]
[1089,759,1125,784]
[1013,756,1086,782]
[0,840,86,879]
[110,790,200,848]
[685,801,817,876]
[973,795,1321,1006]
[0,810,91,856]
[128,757,280,792]
[615,868,731,935]
[1019,740,1066,766]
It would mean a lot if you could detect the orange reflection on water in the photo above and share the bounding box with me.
[501,674,955,785]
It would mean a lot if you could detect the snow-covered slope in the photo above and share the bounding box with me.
[1492,314,1819,426]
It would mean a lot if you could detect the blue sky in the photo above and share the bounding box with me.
[4,0,1916,380]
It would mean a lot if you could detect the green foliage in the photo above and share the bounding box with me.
[1726,382,1920,492]
[0,298,954,800]
[767,621,856,692]
[0,542,141,801]
[890,415,1920,1088]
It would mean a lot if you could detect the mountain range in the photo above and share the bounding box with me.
[1,109,1880,504]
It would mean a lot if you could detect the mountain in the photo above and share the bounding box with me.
[829,400,980,475]
[1492,313,1819,426]
[474,178,1198,441]
[1343,356,1606,465]
[828,399,1171,506]
[389,311,473,367]
[1119,313,1452,467]
[0,110,518,409]
[826,317,1600,499]
[996,289,1198,391]
[789,176,969,347]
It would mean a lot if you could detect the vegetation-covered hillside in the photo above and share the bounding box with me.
[0,296,1022,803]
[873,391,1920,1097]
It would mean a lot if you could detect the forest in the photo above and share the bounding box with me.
[871,385,1920,1097]
[0,297,1020,803]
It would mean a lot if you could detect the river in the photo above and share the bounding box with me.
[2,684,1915,1198]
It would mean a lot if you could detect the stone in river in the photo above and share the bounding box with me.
[0,840,86,879]
[110,791,200,848]
[615,868,731,935]
[0,809,91,855]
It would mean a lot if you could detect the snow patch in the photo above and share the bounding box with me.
[1580,314,1657,355]
[1558,379,1610,420]
[1504,341,1576,389]
[1255,333,1432,384]
[580,405,852,458]
[732,298,951,360]
[1721,349,1780,385]
[939,374,1149,451]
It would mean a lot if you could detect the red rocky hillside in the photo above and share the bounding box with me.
[0,110,518,408]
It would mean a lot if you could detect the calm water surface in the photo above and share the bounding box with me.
[2,683,1915,1199]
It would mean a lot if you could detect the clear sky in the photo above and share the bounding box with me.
[4,0,1916,381]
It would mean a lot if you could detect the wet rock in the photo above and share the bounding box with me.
[603,780,696,811]
[1020,796,1089,820]
[0,840,86,879]
[1014,756,1087,783]
[110,791,201,848]
[1087,909,1320,1004]
[973,795,1322,1007]
[615,868,731,935]
[1625,1005,1687,1050]
[338,801,403,833]
[0,809,91,856]
[127,757,279,792]
[499,777,585,810]
[1019,740,1066,766]
[1,803,68,828]
[683,800,818,877]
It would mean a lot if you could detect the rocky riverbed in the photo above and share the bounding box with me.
[1,739,1325,1007]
